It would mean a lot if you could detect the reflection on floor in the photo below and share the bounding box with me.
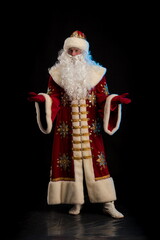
[11,204,150,240]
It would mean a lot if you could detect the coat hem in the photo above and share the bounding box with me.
[47,177,116,204]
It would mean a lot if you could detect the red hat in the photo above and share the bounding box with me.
[63,30,89,53]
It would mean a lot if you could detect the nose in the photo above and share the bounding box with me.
[71,50,77,56]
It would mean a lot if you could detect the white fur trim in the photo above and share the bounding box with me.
[103,94,122,135]
[47,177,116,204]
[63,37,89,52]
[35,93,52,134]
[47,172,116,204]
[47,181,84,204]
[49,64,106,89]
[89,65,106,89]
[86,177,117,203]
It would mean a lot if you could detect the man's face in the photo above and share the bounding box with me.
[67,47,82,56]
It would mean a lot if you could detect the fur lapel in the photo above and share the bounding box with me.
[48,64,106,89]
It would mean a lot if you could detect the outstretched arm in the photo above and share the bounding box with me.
[28,76,61,134]
[96,76,131,135]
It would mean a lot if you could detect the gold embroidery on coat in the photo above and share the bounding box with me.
[96,153,107,170]
[88,91,96,106]
[57,153,70,171]
[103,84,109,95]
[47,87,54,95]
[57,121,69,138]
[61,93,70,106]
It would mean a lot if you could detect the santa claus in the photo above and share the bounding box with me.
[28,30,131,218]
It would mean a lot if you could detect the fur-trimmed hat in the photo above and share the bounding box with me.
[63,30,89,53]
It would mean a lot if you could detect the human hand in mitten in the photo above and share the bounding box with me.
[111,93,131,111]
[27,92,45,102]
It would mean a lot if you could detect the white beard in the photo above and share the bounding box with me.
[57,51,92,100]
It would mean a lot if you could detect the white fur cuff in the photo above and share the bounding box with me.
[35,93,52,134]
[103,94,122,135]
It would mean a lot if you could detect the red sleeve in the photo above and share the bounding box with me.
[96,76,109,118]
[47,76,61,122]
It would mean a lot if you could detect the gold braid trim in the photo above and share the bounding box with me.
[95,174,110,181]
[73,125,88,129]
[71,118,89,122]
[73,155,92,160]
[72,148,91,151]
[71,104,87,107]
[73,140,90,144]
[73,133,89,136]
[51,177,75,182]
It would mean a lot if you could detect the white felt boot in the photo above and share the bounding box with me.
[69,204,82,215]
[103,201,124,218]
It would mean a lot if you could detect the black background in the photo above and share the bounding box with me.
[3,2,157,238]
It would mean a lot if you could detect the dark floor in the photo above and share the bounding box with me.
[10,203,150,240]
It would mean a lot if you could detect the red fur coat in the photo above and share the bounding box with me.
[34,66,122,204]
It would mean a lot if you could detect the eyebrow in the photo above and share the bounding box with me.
[69,48,81,50]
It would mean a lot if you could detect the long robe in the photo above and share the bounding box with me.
[35,64,122,204]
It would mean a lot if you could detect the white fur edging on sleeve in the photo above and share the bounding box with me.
[103,94,122,135]
[35,93,52,134]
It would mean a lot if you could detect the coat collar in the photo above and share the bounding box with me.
[48,64,106,89]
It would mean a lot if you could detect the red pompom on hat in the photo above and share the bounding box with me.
[63,30,89,53]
